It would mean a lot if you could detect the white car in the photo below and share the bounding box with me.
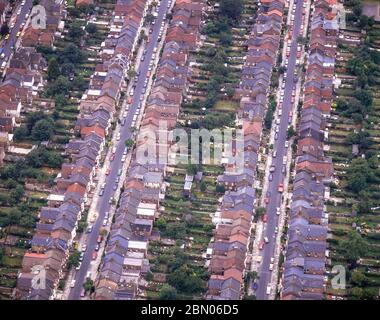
[285,141,289,148]
[276,207,280,215]
[70,280,76,288]
[81,244,87,252]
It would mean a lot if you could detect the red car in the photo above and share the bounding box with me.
[92,251,97,260]
[278,183,284,193]
[264,197,269,204]
[262,214,268,223]
[106,168,111,175]
[110,154,115,161]
[259,240,265,250]
[97,235,103,244]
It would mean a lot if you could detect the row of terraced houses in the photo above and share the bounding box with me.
[93,0,205,300]
[205,0,286,300]
[280,0,338,300]
[16,0,151,300]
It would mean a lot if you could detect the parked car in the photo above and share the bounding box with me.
[92,251,97,260]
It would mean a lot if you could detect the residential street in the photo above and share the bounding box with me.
[67,0,170,300]
[0,0,32,67]
[255,0,308,300]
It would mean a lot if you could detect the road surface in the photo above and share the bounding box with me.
[255,0,305,300]
[68,0,170,300]
[0,0,33,64]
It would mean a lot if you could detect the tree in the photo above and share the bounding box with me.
[255,207,266,221]
[200,181,207,192]
[83,277,94,293]
[8,208,22,225]
[226,86,235,98]
[159,284,177,300]
[125,139,135,148]
[346,158,376,194]
[351,270,367,286]
[47,58,60,80]
[287,125,295,139]
[0,23,9,36]
[351,287,363,299]
[46,152,64,168]
[0,247,4,265]
[167,265,203,294]
[61,63,75,77]
[62,44,84,64]
[31,119,54,141]
[10,185,24,203]
[85,23,97,34]
[219,32,232,46]
[354,89,373,108]
[13,126,28,141]
[186,163,198,176]
[219,0,243,20]
[339,231,369,262]
[216,184,225,193]
[145,271,154,282]
[67,251,81,269]
[68,22,85,41]
[145,13,155,24]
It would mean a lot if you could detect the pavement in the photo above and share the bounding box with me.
[254,0,310,300]
[0,0,33,70]
[66,0,171,300]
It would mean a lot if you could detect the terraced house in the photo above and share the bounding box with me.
[94,0,205,300]
[15,0,150,300]
[280,0,338,300]
[205,0,285,300]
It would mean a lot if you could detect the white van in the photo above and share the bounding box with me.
[266,285,271,295]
